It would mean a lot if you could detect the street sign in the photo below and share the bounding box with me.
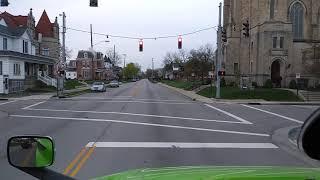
[296,73,301,79]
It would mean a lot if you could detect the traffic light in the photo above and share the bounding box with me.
[218,71,226,76]
[178,36,182,49]
[1,0,9,6]
[90,0,98,7]
[243,20,250,38]
[222,28,227,42]
[139,39,143,52]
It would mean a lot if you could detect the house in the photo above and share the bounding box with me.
[76,50,106,80]
[0,10,56,94]
[66,60,77,80]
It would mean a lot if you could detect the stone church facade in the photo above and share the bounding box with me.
[223,0,320,88]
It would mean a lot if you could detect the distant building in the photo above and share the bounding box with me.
[66,60,77,80]
[76,50,106,80]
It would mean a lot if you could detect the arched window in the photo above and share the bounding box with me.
[290,2,304,39]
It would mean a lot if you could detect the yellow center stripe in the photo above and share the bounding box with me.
[70,146,96,177]
[63,147,88,175]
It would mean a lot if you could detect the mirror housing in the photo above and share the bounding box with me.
[298,108,320,160]
[7,136,54,168]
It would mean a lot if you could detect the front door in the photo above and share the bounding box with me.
[271,60,281,87]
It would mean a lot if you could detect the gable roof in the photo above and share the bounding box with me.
[0,11,28,28]
[0,24,28,37]
[36,10,54,37]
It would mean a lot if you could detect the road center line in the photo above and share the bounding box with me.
[10,114,270,137]
[241,104,303,124]
[85,142,278,149]
[22,101,46,110]
[0,100,18,106]
[25,108,247,124]
[205,104,252,124]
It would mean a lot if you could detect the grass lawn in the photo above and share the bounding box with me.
[161,80,202,91]
[197,87,303,101]
[64,80,84,90]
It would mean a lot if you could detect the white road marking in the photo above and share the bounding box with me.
[10,115,270,137]
[25,108,248,124]
[241,104,303,124]
[63,100,192,105]
[71,97,190,103]
[86,142,278,149]
[205,104,252,124]
[22,101,46,110]
[0,100,17,106]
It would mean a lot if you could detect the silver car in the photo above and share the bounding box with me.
[109,80,120,87]
[90,82,106,92]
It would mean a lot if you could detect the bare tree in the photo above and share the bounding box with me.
[105,48,122,66]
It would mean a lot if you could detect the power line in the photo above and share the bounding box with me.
[66,26,217,40]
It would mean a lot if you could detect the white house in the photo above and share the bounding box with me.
[66,60,77,80]
[0,19,55,94]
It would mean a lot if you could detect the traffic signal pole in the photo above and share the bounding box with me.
[216,2,222,99]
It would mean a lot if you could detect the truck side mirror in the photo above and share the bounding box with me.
[7,136,54,168]
[298,108,320,160]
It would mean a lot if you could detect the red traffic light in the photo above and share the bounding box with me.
[139,39,143,52]
[178,36,182,49]
[218,71,226,76]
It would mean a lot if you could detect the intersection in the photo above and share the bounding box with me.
[0,79,318,179]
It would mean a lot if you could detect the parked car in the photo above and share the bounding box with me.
[109,80,120,87]
[90,82,106,92]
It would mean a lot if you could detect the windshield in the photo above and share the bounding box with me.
[1,0,320,180]
[93,82,103,85]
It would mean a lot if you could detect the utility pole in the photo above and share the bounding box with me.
[216,2,222,99]
[152,58,154,79]
[58,12,66,97]
[90,24,93,49]
[90,24,94,80]
[113,45,116,64]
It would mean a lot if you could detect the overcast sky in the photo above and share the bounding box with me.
[3,0,221,70]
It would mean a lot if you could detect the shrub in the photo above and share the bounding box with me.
[264,79,273,88]
[289,80,297,89]
[252,81,258,88]
[229,81,237,87]
[220,78,226,87]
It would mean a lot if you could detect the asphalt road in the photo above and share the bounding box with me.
[0,79,318,179]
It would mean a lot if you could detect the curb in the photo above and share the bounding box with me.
[159,83,320,105]
[272,126,320,167]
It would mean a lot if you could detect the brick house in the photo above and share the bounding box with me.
[76,50,106,81]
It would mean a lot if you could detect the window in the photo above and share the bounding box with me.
[250,61,253,73]
[13,63,21,76]
[270,0,275,19]
[42,48,49,56]
[82,61,85,66]
[290,2,304,39]
[234,63,239,74]
[0,61,2,75]
[273,37,277,48]
[3,38,7,50]
[84,52,88,58]
[280,37,284,48]
[23,40,28,53]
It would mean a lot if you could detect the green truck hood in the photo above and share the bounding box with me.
[94,166,320,180]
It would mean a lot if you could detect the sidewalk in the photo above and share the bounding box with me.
[159,83,320,105]
[1,86,89,101]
